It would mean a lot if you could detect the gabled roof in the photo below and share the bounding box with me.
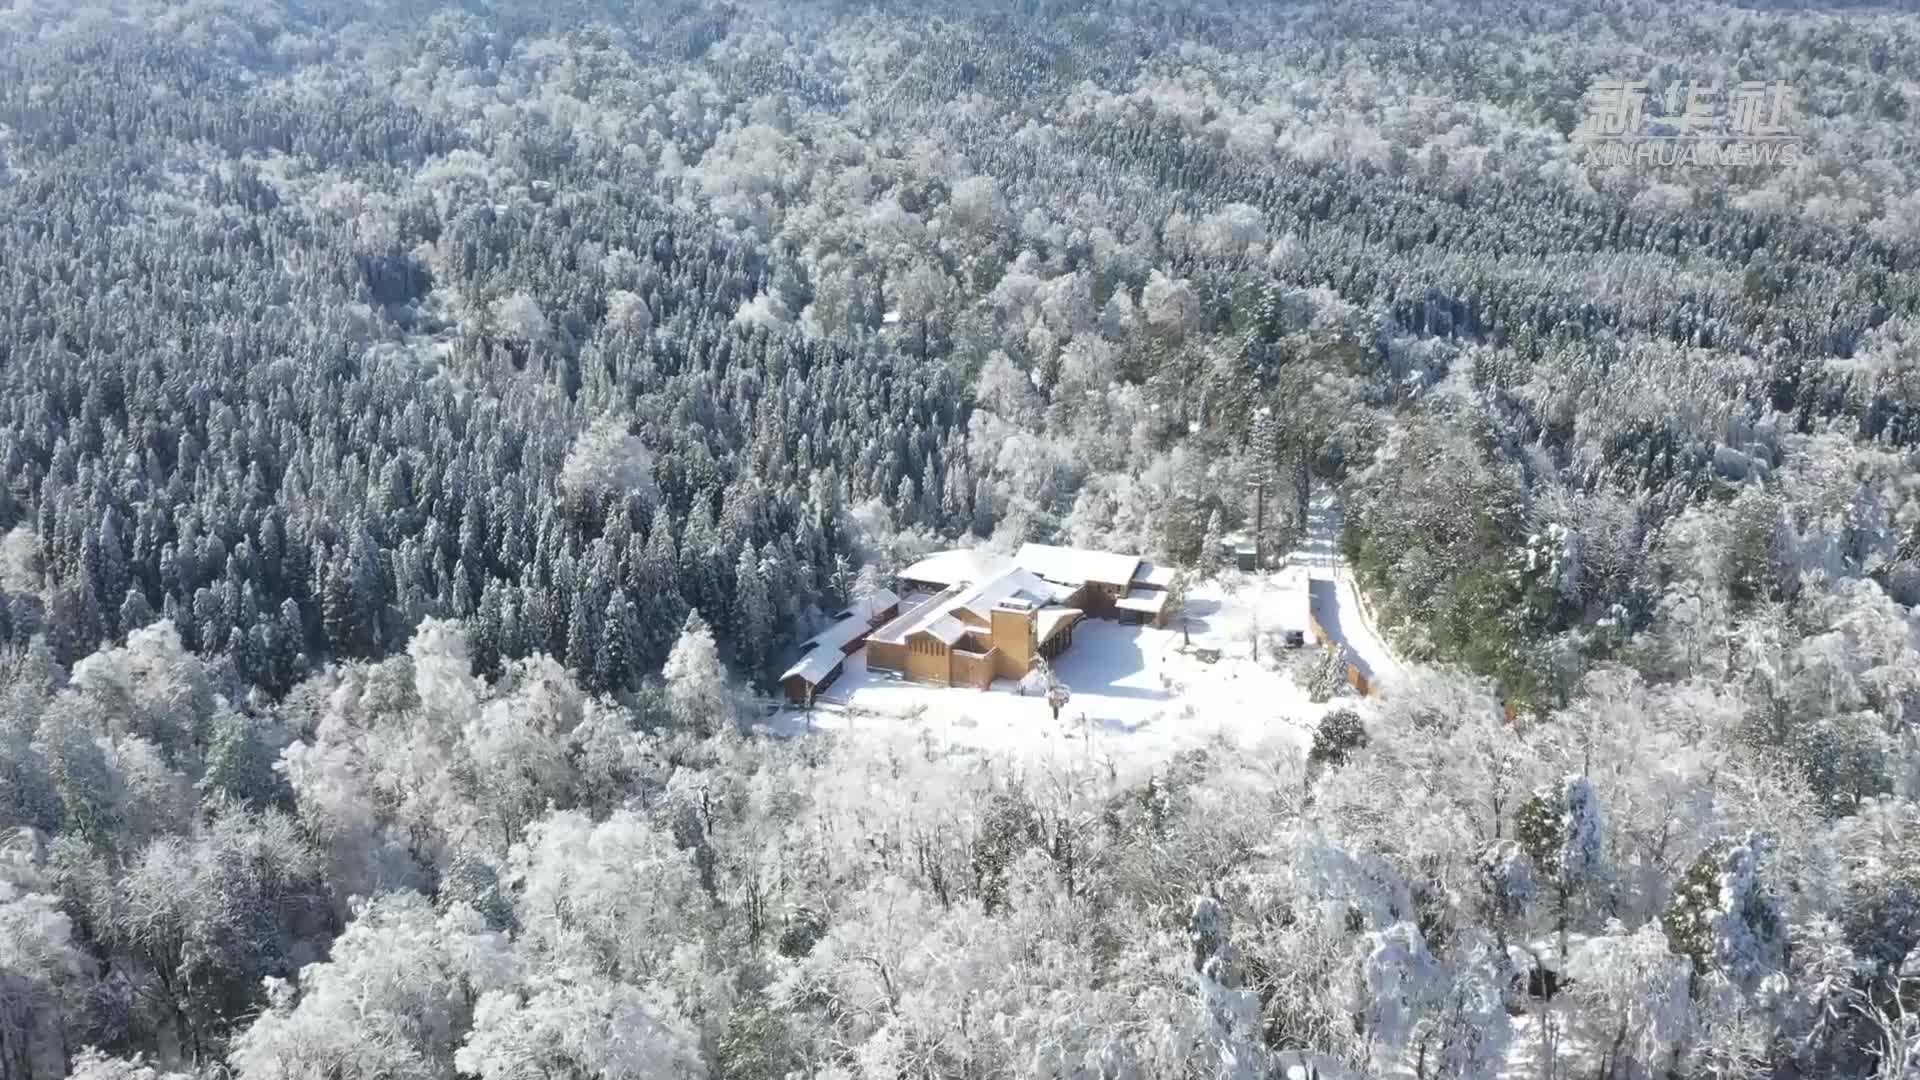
[778,590,900,686]
[870,567,1059,646]
[854,588,901,620]
[925,615,968,645]
[780,646,846,686]
[957,567,1055,617]
[869,584,966,645]
[1016,543,1142,588]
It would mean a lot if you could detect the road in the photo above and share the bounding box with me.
[1298,497,1400,689]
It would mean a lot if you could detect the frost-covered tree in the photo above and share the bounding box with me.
[1141,270,1199,338]
[1187,895,1273,1080]
[229,892,516,1080]
[1566,921,1696,1078]
[1407,933,1513,1080]
[1355,921,1440,1070]
[0,882,94,1080]
[456,975,705,1080]
[1476,839,1538,980]
[463,654,584,848]
[1046,678,1071,723]
[506,809,701,982]
[64,1049,194,1080]
[490,291,549,345]
[559,419,659,509]
[662,611,731,736]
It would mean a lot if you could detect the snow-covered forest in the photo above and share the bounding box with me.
[1,0,1918,1075]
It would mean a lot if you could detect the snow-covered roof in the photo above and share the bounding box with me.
[1016,543,1141,588]
[848,589,900,621]
[870,585,966,645]
[778,591,900,686]
[871,568,1058,647]
[1116,589,1169,616]
[1131,561,1177,589]
[959,567,1055,617]
[901,544,1150,594]
[780,646,846,686]
[1036,606,1082,644]
[898,548,1015,588]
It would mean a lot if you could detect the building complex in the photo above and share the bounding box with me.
[780,542,1175,702]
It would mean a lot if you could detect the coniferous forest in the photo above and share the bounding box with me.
[1,0,1919,1076]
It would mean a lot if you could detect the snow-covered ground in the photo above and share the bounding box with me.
[767,567,1357,771]
[1182,562,1318,648]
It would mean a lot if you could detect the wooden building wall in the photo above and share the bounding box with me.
[990,608,1036,679]
[951,649,996,689]
[904,637,950,684]
[867,640,907,673]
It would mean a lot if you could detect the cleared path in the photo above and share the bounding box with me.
[1298,497,1400,688]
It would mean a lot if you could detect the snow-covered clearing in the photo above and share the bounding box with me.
[768,568,1358,772]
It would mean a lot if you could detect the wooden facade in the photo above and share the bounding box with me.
[868,592,1079,688]
[951,648,997,690]
[781,666,841,705]
[861,546,1174,691]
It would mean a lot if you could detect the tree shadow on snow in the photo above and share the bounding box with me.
[1307,578,1374,682]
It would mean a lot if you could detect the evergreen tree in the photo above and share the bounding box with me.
[636,518,688,669]
[521,585,553,661]
[1200,510,1225,569]
[1663,833,1785,994]
[346,525,387,656]
[473,581,505,679]
[566,587,598,677]
[597,594,636,695]
[199,706,289,812]
[320,559,356,659]
[98,508,129,629]
[731,543,772,678]
[228,625,259,686]
[275,598,306,684]
[1308,707,1369,769]
[119,587,155,636]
